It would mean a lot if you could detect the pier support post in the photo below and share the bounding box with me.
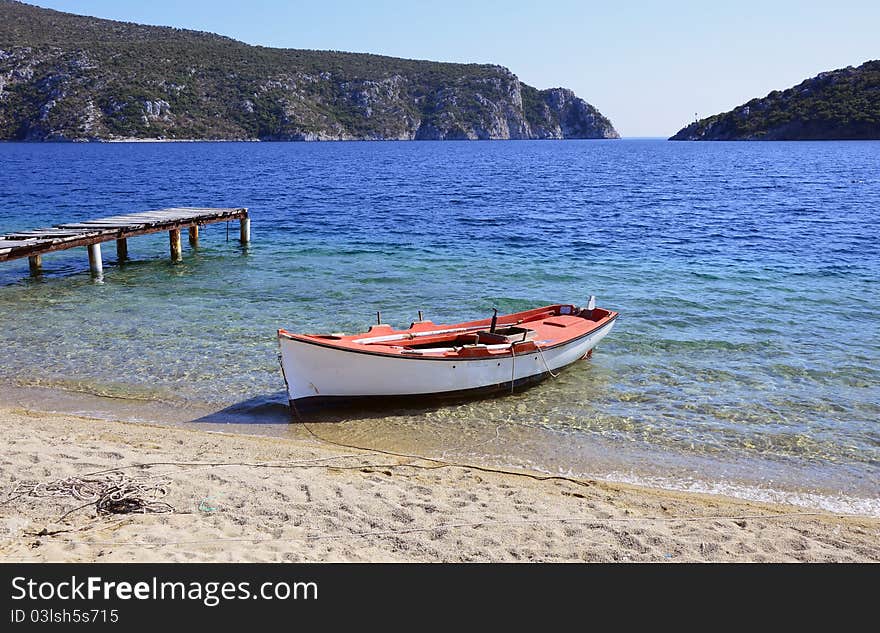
[169,229,182,261]
[116,238,128,262]
[188,225,199,247]
[239,217,250,244]
[87,243,103,275]
[28,254,42,275]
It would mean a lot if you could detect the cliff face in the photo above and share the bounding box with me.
[671,60,880,141]
[0,1,619,141]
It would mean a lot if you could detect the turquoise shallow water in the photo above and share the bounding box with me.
[0,139,877,514]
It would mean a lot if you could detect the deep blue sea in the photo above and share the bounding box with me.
[0,139,877,515]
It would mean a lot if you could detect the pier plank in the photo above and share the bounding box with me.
[55,223,141,229]
[0,240,40,248]
[5,230,96,237]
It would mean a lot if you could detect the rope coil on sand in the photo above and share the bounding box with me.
[10,473,174,519]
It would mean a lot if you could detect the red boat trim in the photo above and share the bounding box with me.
[278,314,618,362]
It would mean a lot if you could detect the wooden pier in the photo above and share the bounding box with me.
[0,207,249,275]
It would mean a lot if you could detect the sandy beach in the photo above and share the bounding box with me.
[1,406,877,563]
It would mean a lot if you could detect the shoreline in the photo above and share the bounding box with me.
[1,406,877,562]
[0,137,624,144]
[2,381,877,520]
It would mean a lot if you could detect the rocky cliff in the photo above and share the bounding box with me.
[670,60,880,140]
[0,1,619,142]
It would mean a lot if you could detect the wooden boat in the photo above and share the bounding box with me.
[277,300,618,411]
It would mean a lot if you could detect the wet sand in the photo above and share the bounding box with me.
[1,406,877,562]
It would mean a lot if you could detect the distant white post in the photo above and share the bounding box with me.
[239,216,251,244]
[87,243,103,275]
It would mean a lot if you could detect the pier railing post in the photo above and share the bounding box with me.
[116,238,128,262]
[239,217,250,244]
[169,229,182,261]
[28,254,42,275]
[188,225,199,247]
[87,243,103,275]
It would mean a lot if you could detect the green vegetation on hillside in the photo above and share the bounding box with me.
[670,61,880,140]
[0,0,618,141]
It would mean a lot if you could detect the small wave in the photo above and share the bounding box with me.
[599,471,880,518]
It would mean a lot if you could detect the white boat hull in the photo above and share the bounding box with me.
[278,319,615,406]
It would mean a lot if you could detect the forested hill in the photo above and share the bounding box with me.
[0,0,619,141]
[670,60,880,141]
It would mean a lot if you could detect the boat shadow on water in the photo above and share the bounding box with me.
[187,390,471,425]
[187,383,564,426]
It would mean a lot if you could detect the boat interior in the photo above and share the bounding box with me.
[361,304,613,351]
[291,304,616,356]
[402,326,537,350]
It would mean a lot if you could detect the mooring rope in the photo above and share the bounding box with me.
[509,342,517,393]
[537,345,560,378]
[10,473,174,519]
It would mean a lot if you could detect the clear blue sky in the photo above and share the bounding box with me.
[28,1,880,137]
